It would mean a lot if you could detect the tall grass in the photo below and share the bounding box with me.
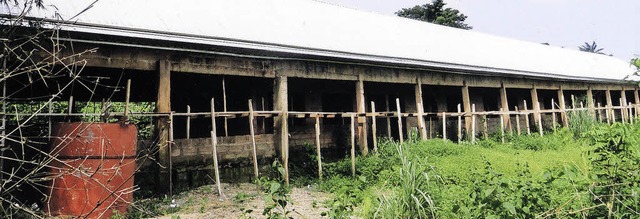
[373,143,437,218]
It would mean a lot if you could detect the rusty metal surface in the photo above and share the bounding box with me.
[47,122,137,218]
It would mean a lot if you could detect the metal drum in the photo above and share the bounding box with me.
[47,122,136,218]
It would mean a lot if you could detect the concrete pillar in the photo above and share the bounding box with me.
[355,75,368,155]
[499,82,511,132]
[587,87,595,115]
[273,75,289,184]
[415,77,427,140]
[621,88,628,121]
[557,87,568,127]
[530,86,541,128]
[462,81,472,138]
[156,60,171,193]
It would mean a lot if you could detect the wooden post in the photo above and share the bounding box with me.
[597,102,603,122]
[124,79,131,118]
[68,95,73,116]
[396,98,403,144]
[537,102,543,136]
[222,77,229,137]
[442,111,446,141]
[587,87,596,117]
[515,106,521,135]
[500,108,505,144]
[462,81,472,139]
[524,100,530,135]
[635,88,640,118]
[571,95,576,110]
[471,104,476,143]
[620,98,626,124]
[606,89,613,123]
[168,112,174,196]
[483,115,488,140]
[385,95,392,139]
[350,114,356,177]
[500,82,511,132]
[156,60,171,193]
[186,105,191,139]
[551,99,557,131]
[621,89,628,122]
[355,75,368,155]
[531,86,541,129]
[273,76,289,185]
[558,87,568,127]
[415,77,427,140]
[371,101,378,153]
[315,114,322,179]
[457,104,462,142]
[248,99,259,178]
[210,98,223,197]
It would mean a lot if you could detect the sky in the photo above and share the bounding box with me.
[321,0,640,62]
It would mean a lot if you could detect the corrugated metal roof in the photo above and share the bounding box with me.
[1,0,636,82]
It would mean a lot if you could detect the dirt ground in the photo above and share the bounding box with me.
[154,183,332,219]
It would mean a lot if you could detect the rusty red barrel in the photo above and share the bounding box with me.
[47,122,137,218]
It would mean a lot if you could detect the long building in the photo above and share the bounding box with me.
[2,0,637,189]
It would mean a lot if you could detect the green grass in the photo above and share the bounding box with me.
[316,127,605,218]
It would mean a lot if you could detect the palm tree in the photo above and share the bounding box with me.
[578,41,605,54]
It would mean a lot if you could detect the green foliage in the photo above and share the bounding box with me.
[586,123,640,217]
[578,41,606,54]
[372,143,438,218]
[396,0,472,30]
[256,161,294,219]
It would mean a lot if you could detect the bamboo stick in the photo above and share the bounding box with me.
[629,102,634,124]
[524,100,530,135]
[571,95,576,109]
[169,112,174,197]
[471,104,476,143]
[222,77,228,137]
[612,105,616,122]
[385,95,391,139]
[371,101,378,153]
[429,117,433,139]
[248,99,259,178]
[186,105,191,139]
[417,102,427,140]
[124,79,131,118]
[551,98,557,131]
[350,114,356,177]
[457,104,462,142]
[597,102,603,122]
[515,106,521,135]
[315,114,322,179]
[500,108,505,143]
[68,96,73,116]
[442,111,446,141]
[537,102,543,136]
[210,98,223,197]
[620,98,625,124]
[396,98,403,144]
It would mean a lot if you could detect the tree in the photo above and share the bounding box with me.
[578,41,606,54]
[395,0,472,30]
